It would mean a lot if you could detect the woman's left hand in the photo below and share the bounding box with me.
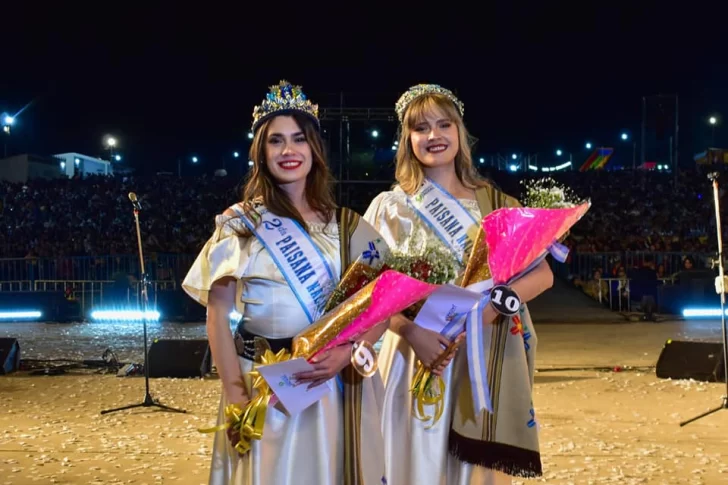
[293,344,353,390]
[481,303,499,326]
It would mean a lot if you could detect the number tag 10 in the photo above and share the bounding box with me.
[489,285,521,316]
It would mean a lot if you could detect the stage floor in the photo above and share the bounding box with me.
[1,319,727,484]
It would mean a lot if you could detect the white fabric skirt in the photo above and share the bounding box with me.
[208,354,386,485]
[378,331,512,485]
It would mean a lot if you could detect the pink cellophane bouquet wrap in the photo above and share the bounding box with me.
[410,200,591,427]
[292,269,439,360]
[482,201,590,285]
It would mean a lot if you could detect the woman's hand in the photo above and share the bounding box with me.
[392,313,462,375]
[481,303,499,327]
[403,324,456,376]
[293,344,353,389]
[429,332,465,376]
[227,425,247,455]
[225,398,250,456]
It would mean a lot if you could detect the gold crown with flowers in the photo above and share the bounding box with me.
[252,80,320,132]
[395,83,465,122]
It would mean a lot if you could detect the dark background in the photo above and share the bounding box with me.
[1,3,725,175]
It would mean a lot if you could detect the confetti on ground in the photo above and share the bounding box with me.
[1,320,726,484]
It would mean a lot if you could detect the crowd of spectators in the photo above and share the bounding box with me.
[0,169,722,261]
[493,169,719,255]
[0,174,241,258]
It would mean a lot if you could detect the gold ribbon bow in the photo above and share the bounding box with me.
[198,348,291,453]
[410,338,461,428]
[411,365,446,429]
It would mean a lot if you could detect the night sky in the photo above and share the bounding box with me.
[2,3,726,175]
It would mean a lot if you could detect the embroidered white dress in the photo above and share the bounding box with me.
[183,208,385,485]
[364,188,511,485]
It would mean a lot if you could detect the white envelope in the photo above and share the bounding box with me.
[414,284,483,334]
[257,358,333,416]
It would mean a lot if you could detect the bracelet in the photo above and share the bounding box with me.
[489,285,522,316]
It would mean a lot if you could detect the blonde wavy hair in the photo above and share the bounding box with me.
[395,93,490,194]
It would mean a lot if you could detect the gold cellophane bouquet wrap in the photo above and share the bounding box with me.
[296,247,458,360]
[410,225,492,429]
[201,247,449,452]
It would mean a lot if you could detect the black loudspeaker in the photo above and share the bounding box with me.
[147,339,211,378]
[656,339,725,382]
[0,338,21,375]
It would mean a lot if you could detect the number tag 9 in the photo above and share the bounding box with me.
[351,340,378,378]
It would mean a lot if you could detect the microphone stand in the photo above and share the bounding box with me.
[101,192,186,415]
[680,172,728,426]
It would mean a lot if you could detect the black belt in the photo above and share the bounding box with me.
[234,326,293,361]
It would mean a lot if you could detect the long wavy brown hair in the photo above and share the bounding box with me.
[236,112,337,232]
[395,93,490,195]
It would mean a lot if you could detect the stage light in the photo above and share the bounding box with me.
[90,309,161,321]
[682,308,728,318]
[0,311,42,319]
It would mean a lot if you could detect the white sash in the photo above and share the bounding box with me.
[407,178,478,263]
[234,205,336,323]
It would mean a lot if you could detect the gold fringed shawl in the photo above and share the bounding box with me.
[448,185,543,478]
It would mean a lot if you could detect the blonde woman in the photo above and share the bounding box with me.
[364,84,553,484]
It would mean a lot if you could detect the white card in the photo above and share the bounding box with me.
[257,358,333,416]
[413,284,483,334]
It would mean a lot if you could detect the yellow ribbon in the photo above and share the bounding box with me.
[411,363,446,429]
[198,348,291,454]
[410,338,461,428]
[197,403,243,433]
